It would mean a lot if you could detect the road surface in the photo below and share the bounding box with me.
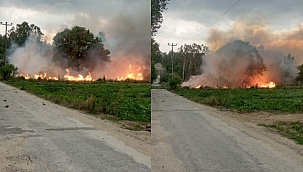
[152,89,303,172]
[0,82,150,172]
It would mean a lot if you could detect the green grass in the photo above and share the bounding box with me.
[173,87,303,113]
[7,79,151,122]
[258,121,303,145]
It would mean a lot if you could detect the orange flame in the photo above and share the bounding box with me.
[18,64,145,81]
[64,69,93,81]
[195,85,201,89]
[116,65,144,81]
[258,81,276,88]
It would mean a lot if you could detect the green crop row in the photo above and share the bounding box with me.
[174,87,303,113]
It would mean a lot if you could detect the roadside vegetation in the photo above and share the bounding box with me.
[7,79,151,124]
[258,121,303,145]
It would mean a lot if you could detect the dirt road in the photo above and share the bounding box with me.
[0,82,150,172]
[152,89,303,172]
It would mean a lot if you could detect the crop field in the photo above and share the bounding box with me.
[174,87,303,113]
[7,79,151,122]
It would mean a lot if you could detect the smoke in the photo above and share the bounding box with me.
[5,0,150,80]
[8,36,64,77]
[7,11,150,80]
[183,20,302,88]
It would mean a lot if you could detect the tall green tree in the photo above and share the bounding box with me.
[151,0,170,35]
[296,64,303,84]
[151,38,163,63]
[53,26,110,70]
[0,35,5,65]
[9,21,44,46]
[162,43,208,81]
[180,43,208,80]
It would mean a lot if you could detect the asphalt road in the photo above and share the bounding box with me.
[0,82,150,172]
[152,89,303,172]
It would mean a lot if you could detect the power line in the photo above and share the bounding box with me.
[0,21,13,65]
[21,0,60,22]
[168,43,177,79]
[210,0,241,28]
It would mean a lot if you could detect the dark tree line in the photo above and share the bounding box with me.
[153,42,207,81]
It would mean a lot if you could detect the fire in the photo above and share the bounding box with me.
[191,81,276,89]
[34,73,58,80]
[258,81,276,88]
[18,64,146,81]
[64,69,93,81]
[19,73,30,79]
[116,65,144,81]
[195,85,201,89]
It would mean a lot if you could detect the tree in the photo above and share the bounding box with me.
[0,63,18,80]
[53,26,110,70]
[296,64,303,84]
[151,60,157,82]
[0,35,5,63]
[151,38,163,63]
[161,43,208,81]
[151,0,170,35]
[180,43,208,81]
[216,40,266,77]
[9,21,44,46]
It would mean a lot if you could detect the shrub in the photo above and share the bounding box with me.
[168,75,182,90]
[0,64,18,80]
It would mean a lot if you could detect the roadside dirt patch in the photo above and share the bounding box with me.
[0,137,35,172]
[219,110,303,155]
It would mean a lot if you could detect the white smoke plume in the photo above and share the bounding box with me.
[8,36,65,77]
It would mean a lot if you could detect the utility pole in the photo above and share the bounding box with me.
[168,43,177,78]
[1,22,13,65]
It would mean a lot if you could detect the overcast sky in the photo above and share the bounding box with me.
[0,0,150,57]
[155,0,303,53]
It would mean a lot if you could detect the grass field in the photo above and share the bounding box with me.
[174,87,303,113]
[7,79,151,123]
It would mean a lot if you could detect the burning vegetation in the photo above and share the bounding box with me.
[181,20,303,89]
[182,40,297,89]
[7,22,149,82]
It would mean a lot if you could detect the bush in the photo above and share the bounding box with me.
[168,75,182,90]
[0,64,18,80]
[160,72,170,83]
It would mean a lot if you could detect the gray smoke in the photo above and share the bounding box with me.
[183,19,302,88]
[183,40,298,88]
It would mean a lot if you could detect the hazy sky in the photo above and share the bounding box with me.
[0,0,150,57]
[155,0,303,53]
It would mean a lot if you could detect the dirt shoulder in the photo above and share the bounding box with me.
[196,103,303,160]
[219,110,303,155]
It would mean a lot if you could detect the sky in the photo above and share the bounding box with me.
[0,0,150,57]
[155,0,303,55]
